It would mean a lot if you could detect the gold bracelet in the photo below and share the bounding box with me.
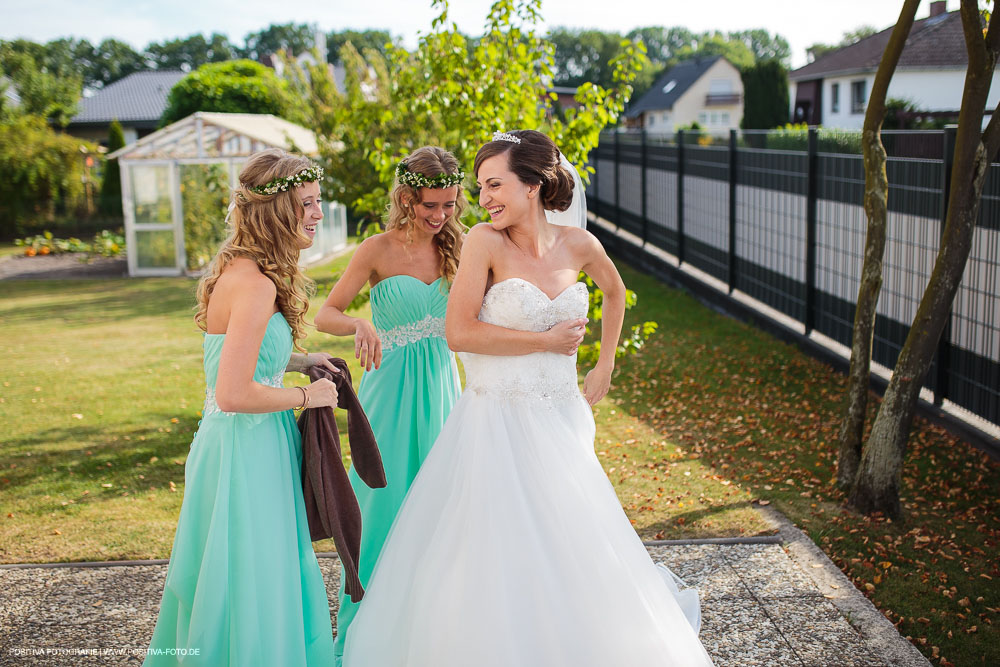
[297,386,309,409]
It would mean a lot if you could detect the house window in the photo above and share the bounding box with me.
[831,83,840,113]
[698,112,708,125]
[709,79,733,94]
[648,114,656,127]
[851,80,866,114]
[721,112,730,125]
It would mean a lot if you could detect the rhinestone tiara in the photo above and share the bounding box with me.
[492,131,521,144]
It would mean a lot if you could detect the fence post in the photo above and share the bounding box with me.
[728,129,738,293]
[934,126,957,406]
[641,130,649,246]
[805,128,819,334]
[592,141,600,220]
[614,130,621,231]
[677,129,685,265]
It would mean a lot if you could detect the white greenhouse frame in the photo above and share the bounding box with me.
[110,112,346,277]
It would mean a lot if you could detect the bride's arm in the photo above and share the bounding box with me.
[446,224,586,356]
[578,231,626,405]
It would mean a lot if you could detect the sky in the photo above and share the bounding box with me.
[1,0,955,69]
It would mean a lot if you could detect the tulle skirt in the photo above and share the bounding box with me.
[343,392,714,666]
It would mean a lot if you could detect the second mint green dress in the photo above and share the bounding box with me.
[333,275,461,664]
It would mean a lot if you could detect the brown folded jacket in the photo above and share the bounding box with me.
[298,358,386,602]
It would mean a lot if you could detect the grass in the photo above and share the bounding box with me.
[0,243,22,259]
[1,248,994,665]
[610,262,999,667]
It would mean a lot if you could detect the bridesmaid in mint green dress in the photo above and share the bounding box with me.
[315,146,466,665]
[145,150,341,666]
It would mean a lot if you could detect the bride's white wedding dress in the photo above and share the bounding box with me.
[343,278,714,666]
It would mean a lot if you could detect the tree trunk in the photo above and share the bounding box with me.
[836,0,921,488]
[849,0,1000,517]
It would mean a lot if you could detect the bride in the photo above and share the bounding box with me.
[343,130,714,666]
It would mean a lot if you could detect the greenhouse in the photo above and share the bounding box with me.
[108,111,346,276]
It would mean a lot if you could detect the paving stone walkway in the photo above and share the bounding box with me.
[1,510,929,667]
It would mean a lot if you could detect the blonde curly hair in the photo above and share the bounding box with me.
[195,148,317,350]
[385,146,465,283]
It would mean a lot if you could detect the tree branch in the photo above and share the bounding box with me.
[863,0,922,133]
[960,0,988,69]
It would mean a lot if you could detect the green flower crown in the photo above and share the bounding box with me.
[395,161,464,189]
[246,165,324,195]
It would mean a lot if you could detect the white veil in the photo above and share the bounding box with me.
[545,152,587,229]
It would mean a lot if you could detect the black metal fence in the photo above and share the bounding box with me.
[588,128,1000,428]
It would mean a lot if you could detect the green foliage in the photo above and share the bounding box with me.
[740,60,789,130]
[326,30,395,64]
[99,120,125,217]
[179,163,230,270]
[160,60,304,126]
[146,33,238,71]
[620,27,788,100]
[754,123,863,154]
[0,43,81,126]
[0,115,99,237]
[14,228,125,257]
[243,23,316,61]
[288,0,653,358]
[290,0,644,225]
[806,25,878,63]
[577,274,658,365]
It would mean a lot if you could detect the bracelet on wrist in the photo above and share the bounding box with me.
[297,386,309,409]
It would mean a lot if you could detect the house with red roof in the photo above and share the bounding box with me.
[789,1,999,129]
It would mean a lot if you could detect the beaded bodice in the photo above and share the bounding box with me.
[459,278,588,402]
[201,312,291,419]
[371,275,450,354]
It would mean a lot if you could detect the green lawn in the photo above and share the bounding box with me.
[1,249,994,665]
[0,243,22,259]
[611,265,999,667]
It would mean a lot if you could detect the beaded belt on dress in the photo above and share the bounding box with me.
[378,314,446,353]
[203,371,285,418]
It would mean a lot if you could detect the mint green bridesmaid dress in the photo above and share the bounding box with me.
[145,312,336,666]
[333,275,461,664]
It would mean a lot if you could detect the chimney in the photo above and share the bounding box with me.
[930,1,947,17]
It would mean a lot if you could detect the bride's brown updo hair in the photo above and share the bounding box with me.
[194,148,318,350]
[473,130,574,212]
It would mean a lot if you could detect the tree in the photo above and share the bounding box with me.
[86,38,148,88]
[160,60,304,126]
[807,25,879,63]
[243,23,316,60]
[740,60,789,129]
[326,30,394,64]
[146,33,237,71]
[99,119,125,217]
[288,0,644,222]
[836,0,921,491]
[848,0,1000,517]
[728,29,791,64]
[548,28,628,89]
[678,31,755,70]
[625,26,698,66]
[0,115,98,237]
[0,44,81,126]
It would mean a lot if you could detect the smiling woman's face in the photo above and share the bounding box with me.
[475,153,536,230]
[297,181,322,248]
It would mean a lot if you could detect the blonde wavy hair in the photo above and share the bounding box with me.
[195,148,318,350]
[385,146,465,283]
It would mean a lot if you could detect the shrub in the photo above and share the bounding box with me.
[160,60,304,126]
[15,229,125,257]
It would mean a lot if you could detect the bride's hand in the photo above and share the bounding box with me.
[354,319,382,371]
[545,318,587,356]
[583,363,613,406]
